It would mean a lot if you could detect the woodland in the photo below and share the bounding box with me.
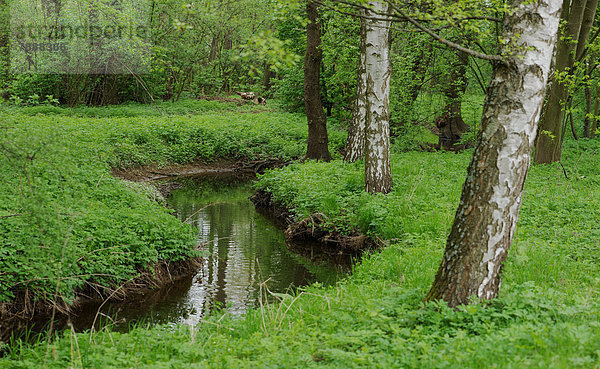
[0,0,600,367]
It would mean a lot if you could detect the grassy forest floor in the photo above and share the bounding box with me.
[0,99,345,321]
[2,99,600,368]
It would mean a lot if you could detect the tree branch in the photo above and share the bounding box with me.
[387,2,508,64]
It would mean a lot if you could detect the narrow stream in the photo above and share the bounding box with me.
[63,173,349,332]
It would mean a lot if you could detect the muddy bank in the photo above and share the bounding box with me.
[0,258,202,342]
[112,158,288,183]
[251,190,383,255]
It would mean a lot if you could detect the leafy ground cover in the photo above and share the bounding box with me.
[3,136,599,367]
[0,100,345,316]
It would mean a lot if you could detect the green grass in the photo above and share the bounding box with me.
[0,99,600,368]
[0,100,346,308]
[0,98,274,118]
[3,132,600,367]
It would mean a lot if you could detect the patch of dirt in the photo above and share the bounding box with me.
[112,159,288,183]
[196,95,247,105]
[251,190,383,256]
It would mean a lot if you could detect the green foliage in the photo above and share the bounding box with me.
[272,66,305,113]
[3,127,600,368]
[0,122,198,303]
[258,151,468,239]
[0,99,346,306]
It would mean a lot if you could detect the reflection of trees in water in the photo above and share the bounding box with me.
[16,174,345,338]
[165,174,330,326]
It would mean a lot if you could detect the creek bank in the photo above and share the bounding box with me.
[112,158,288,183]
[250,189,383,255]
[0,258,202,342]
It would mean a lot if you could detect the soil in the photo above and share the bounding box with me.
[251,190,384,256]
[0,258,202,342]
[112,158,288,182]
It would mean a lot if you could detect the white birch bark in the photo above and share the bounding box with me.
[364,1,392,194]
[427,0,563,306]
[344,11,367,162]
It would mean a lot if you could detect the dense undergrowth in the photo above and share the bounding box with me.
[3,131,599,366]
[0,100,345,312]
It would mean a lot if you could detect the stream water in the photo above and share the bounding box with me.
[60,173,349,332]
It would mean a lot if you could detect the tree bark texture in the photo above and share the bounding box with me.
[575,0,598,60]
[304,0,332,162]
[364,1,392,194]
[344,11,367,162]
[426,0,562,307]
[534,0,590,163]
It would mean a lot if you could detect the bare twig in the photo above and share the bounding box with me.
[184,203,218,224]
[388,2,508,64]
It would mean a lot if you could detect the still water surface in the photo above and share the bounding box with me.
[68,173,348,331]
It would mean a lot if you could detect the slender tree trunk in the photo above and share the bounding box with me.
[264,62,272,92]
[364,1,392,194]
[304,0,331,162]
[209,34,220,63]
[426,0,562,307]
[436,50,470,150]
[408,42,433,104]
[575,0,598,60]
[344,11,367,162]
[534,0,588,163]
[583,58,593,138]
[593,83,600,138]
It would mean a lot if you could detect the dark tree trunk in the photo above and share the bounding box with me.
[304,0,331,162]
[408,42,433,104]
[264,62,272,92]
[426,0,562,307]
[209,34,220,62]
[583,58,593,138]
[436,50,470,151]
[593,83,600,139]
[575,0,598,60]
[534,0,589,163]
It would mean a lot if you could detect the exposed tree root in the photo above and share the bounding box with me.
[0,258,202,342]
[251,190,383,255]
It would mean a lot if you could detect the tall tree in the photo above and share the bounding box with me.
[304,0,332,161]
[426,0,562,306]
[344,10,367,162]
[534,0,597,163]
[363,1,392,194]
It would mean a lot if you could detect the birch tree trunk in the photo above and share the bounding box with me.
[364,1,392,194]
[344,11,367,162]
[533,0,589,163]
[304,0,332,162]
[426,0,562,307]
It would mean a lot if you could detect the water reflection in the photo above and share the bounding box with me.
[164,174,345,326]
[6,173,350,342]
